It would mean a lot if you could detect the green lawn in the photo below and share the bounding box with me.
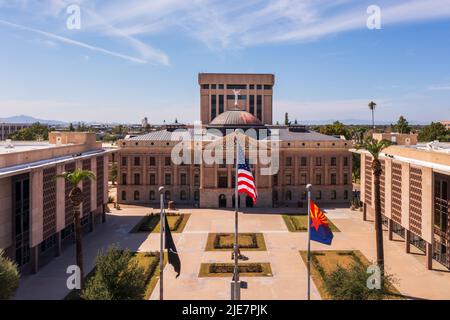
[205,233,267,251]
[131,213,190,233]
[283,214,340,232]
[199,263,273,277]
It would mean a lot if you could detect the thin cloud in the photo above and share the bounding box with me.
[0,19,150,64]
[428,85,450,91]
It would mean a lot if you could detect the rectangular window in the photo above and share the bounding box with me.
[218,84,224,89]
[134,173,140,185]
[257,95,262,120]
[211,95,217,121]
[315,174,322,185]
[149,174,156,185]
[344,157,349,167]
[264,85,272,90]
[121,157,127,166]
[211,84,217,89]
[343,173,349,185]
[165,157,171,166]
[249,95,255,115]
[134,157,140,166]
[316,190,322,200]
[202,84,209,89]
[218,174,228,188]
[165,173,171,185]
[286,157,292,166]
[180,173,187,185]
[257,84,262,90]
[300,174,307,185]
[273,175,278,186]
[331,157,337,166]
[286,175,292,185]
[301,157,307,166]
[315,157,322,166]
[219,95,224,114]
[331,190,337,200]
[344,190,349,200]
[249,84,255,90]
[122,174,127,185]
[194,174,200,186]
[149,157,156,166]
[331,173,337,185]
[227,84,247,90]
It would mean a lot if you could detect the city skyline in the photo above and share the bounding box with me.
[1,0,450,124]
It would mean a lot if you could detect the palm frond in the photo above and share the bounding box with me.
[356,138,391,160]
[55,168,96,187]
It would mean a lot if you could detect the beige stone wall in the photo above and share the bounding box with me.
[55,164,66,231]
[384,159,392,219]
[421,167,434,243]
[0,177,12,250]
[401,163,411,227]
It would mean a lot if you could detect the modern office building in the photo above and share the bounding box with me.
[0,132,112,274]
[117,73,353,208]
[357,141,450,270]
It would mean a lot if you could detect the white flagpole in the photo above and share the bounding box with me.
[233,132,240,300]
[158,186,165,301]
[306,184,312,301]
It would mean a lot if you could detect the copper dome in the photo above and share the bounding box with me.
[209,109,263,127]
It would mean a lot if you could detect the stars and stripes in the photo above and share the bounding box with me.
[237,144,257,204]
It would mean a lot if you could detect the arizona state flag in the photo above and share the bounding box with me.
[309,200,334,245]
[164,214,181,277]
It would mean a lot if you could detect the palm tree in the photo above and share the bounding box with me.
[56,169,96,289]
[357,138,390,275]
[368,101,377,130]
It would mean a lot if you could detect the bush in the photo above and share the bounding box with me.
[209,263,263,274]
[0,250,20,300]
[324,263,394,300]
[81,245,147,300]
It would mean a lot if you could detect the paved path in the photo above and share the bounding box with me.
[14,206,450,300]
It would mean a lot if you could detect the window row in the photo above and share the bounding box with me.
[121,156,174,166]
[122,190,199,202]
[121,173,200,186]
[273,173,350,186]
[275,189,350,201]
[284,156,350,167]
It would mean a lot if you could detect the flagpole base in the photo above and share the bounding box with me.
[230,281,241,300]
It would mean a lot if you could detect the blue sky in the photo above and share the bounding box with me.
[0,0,450,124]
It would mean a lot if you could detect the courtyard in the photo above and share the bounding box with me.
[14,205,450,300]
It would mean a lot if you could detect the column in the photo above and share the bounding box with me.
[55,231,62,257]
[31,246,39,274]
[426,243,433,270]
[388,219,393,241]
[405,230,411,253]
[363,202,367,221]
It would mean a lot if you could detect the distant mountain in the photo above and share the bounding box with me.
[296,119,429,126]
[0,115,67,125]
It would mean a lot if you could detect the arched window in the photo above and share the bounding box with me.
[180,190,187,200]
[122,191,126,201]
[286,190,292,201]
[134,190,140,201]
[164,190,171,201]
[149,191,155,200]
[219,194,227,208]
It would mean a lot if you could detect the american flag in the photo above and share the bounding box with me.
[237,144,257,204]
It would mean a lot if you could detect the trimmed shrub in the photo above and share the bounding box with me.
[0,249,20,300]
[209,263,263,274]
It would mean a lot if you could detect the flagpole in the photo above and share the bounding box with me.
[158,186,165,301]
[233,132,240,300]
[306,183,312,301]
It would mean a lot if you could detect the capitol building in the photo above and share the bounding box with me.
[117,73,353,208]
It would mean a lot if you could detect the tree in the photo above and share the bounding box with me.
[81,245,146,300]
[109,163,118,185]
[56,169,96,290]
[357,138,391,276]
[319,121,351,139]
[418,122,450,142]
[68,123,75,132]
[368,101,377,129]
[8,122,49,141]
[0,250,20,300]
[284,112,290,125]
[392,116,411,134]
